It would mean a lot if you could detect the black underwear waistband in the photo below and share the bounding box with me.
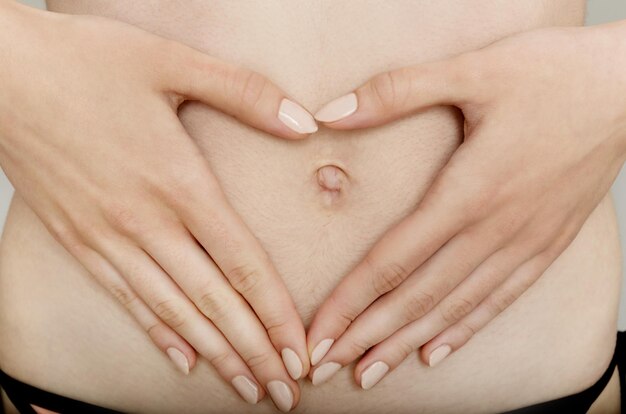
[1,331,623,413]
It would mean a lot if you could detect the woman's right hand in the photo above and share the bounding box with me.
[0,2,316,411]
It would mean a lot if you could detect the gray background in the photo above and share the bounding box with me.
[2,0,626,325]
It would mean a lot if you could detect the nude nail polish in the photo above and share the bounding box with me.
[166,347,189,375]
[311,362,341,386]
[278,98,318,134]
[231,376,259,404]
[428,344,452,367]
[360,361,390,390]
[314,93,358,123]
[267,380,294,412]
[311,338,334,365]
[281,348,303,380]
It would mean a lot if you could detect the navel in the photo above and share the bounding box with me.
[316,164,348,206]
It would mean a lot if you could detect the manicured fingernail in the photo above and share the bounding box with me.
[311,362,341,386]
[267,380,294,412]
[166,347,189,375]
[231,376,259,404]
[278,98,318,134]
[314,93,358,123]
[360,361,390,390]
[281,348,303,380]
[428,344,452,367]
[311,338,334,365]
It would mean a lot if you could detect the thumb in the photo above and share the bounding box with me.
[166,43,317,139]
[314,54,480,130]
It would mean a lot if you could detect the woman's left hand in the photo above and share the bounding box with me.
[306,22,626,388]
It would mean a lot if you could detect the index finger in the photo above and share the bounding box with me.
[163,41,318,140]
[306,172,471,365]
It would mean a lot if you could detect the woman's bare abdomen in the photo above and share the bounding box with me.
[1,1,622,413]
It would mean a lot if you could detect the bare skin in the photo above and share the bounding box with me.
[0,1,314,410]
[0,1,622,413]
[308,21,626,388]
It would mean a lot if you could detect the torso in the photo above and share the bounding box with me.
[1,1,622,413]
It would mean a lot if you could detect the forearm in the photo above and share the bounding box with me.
[592,20,626,158]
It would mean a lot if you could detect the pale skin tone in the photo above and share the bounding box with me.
[1,1,625,413]
[0,1,315,411]
[308,22,626,389]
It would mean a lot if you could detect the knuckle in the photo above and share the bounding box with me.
[345,335,371,356]
[197,289,234,324]
[209,351,236,369]
[244,351,272,371]
[162,164,207,204]
[369,70,408,113]
[110,285,138,309]
[329,292,359,325]
[456,320,478,340]
[124,260,150,286]
[465,184,494,221]
[47,221,80,250]
[153,299,187,329]
[367,257,409,296]
[178,45,229,89]
[104,202,144,236]
[227,263,262,296]
[159,166,223,216]
[494,210,527,241]
[264,316,290,341]
[551,222,580,253]
[440,298,474,324]
[487,290,518,315]
[404,291,435,321]
[234,68,270,114]
[390,338,416,362]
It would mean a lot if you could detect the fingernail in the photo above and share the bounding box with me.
[278,98,318,134]
[428,344,452,367]
[311,338,334,365]
[314,93,358,123]
[281,348,303,380]
[166,347,189,375]
[311,362,341,386]
[360,361,390,390]
[267,380,294,412]
[231,375,259,404]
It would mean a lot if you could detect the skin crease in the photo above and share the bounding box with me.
[0,1,622,413]
[307,21,626,390]
[0,1,314,411]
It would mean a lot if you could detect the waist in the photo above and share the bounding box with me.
[0,168,622,414]
[2,1,623,413]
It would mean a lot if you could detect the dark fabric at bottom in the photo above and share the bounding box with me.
[0,371,121,414]
[1,386,6,414]
[618,331,626,413]
[1,332,623,413]
[501,330,620,414]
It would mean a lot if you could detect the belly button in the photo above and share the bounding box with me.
[316,164,348,206]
